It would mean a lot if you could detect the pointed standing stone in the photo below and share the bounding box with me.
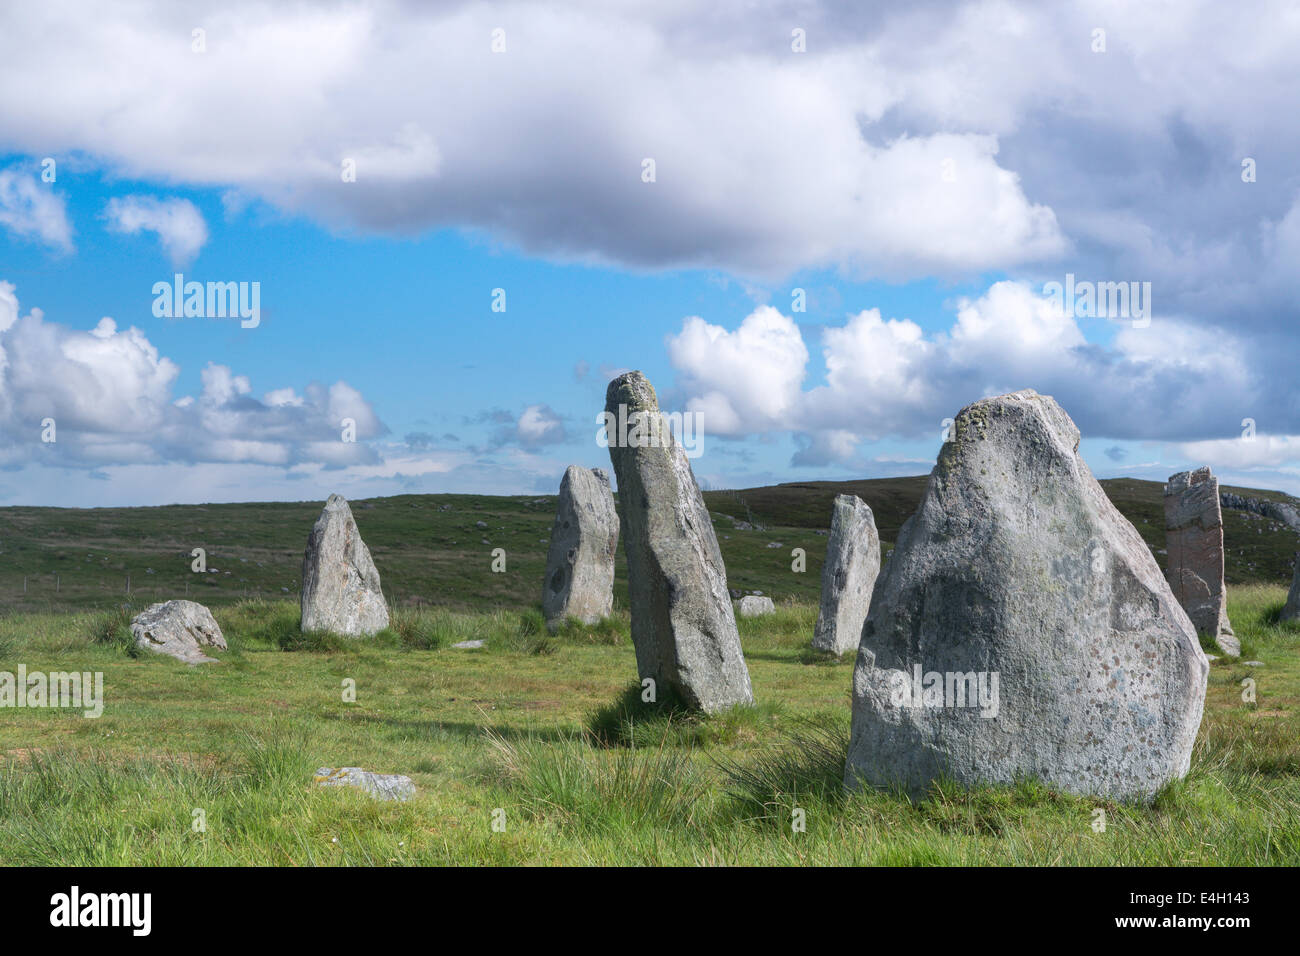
[604,371,753,713]
[300,494,389,636]
[1281,554,1300,623]
[846,390,1207,803]
[543,466,619,629]
[812,495,880,656]
[1164,467,1237,656]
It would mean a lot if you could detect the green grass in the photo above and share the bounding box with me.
[1,587,1296,865]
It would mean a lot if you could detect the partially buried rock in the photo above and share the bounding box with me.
[845,390,1208,804]
[736,595,775,617]
[543,466,619,629]
[300,494,389,636]
[604,371,753,713]
[313,767,415,802]
[812,495,881,656]
[1164,467,1237,656]
[131,600,226,664]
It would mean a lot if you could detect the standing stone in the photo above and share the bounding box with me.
[300,494,389,636]
[604,371,753,712]
[812,495,880,656]
[846,390,1208,804]
[543,466,619,629]
[1282,554,1300,623]
[131,600,226,664]
[1165,467,1237,656]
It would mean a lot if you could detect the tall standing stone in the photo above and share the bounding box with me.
[543,466,619,629]
[846,390,1208,803]
[604,371,753,713]
[1281,554,1300,623]
[1165,467,1238,656]
[301,494,389,636]
[812,495,880,656]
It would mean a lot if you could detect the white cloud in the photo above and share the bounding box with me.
[512,404,567,447]
[0,282,386,469]
[666,281,1271,465]
[0,168,73,250]
[0,2,1069,280]
[104,195,208,266]
[1175,434,1300,471]
[667,306,808,434]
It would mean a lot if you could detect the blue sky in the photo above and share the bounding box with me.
[1,1,1298,506]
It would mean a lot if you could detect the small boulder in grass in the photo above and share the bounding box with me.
[131,600,226,664]
[314,767,415,802]
[736,595,775,617]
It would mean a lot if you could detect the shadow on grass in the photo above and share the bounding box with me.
[585,681,779,749]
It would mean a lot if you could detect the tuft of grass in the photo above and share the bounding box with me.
[715,713,849,828]
[386,608,447,651]
[86,603,138,655]
[500,609,557,656]
[549,613,629,646]
[486,728,710,835]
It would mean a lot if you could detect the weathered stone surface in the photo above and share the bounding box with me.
[1282,554,1300,623]
[812,495,881,656]
[300,494,389,636]
[543,466,619,629]
[313,767,415,802]
[846,390,1208,803]
[736,595,775,617]
[1165,467,1237,655]
[604,371,753,713]
[131,600,226,664]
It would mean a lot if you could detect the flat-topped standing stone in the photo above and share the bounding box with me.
[604,371,753,713]
[543,466,619,629]
[846,390,1208,804]
[130,600,226,664]
[300,494,389,636]
[812,495,881,656]
[1282,554,1300,623]
[1165,467,1238,656]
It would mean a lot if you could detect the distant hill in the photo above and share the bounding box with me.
[0,475,1295,615]
[702,476,1300,586]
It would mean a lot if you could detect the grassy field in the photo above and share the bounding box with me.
[0,585,1297,865]
[2,476,1297,865]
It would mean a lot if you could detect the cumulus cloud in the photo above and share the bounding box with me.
[0,168,73,250]
[1174,434,1300,471]
[666,281,1272,466]
[509,404,567,448]
[0,1,1074,280]
[103,195,208,266]
[667,305,808,434]
[0,282,386,469]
